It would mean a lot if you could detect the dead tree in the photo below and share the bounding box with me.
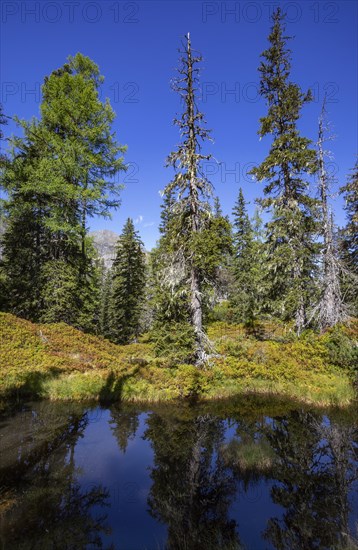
[165,33,213,362]
[316,96,347,329]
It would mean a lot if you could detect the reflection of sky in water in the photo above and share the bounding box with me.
[75,410,167,550]
[1,401,357,550]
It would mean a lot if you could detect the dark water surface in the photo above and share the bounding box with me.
[0,397,357,549]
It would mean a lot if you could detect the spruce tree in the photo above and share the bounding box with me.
[249,8,318,334]
[340,160,358,315]
[162,34,217,361]
[99,265,114,339]
[231,188,263,323]
[341,160,358,272]
[159,186,176,235]
[152,36,232,363]
[0,103,7,168]
[110,219,146,344]
[232,188,251,260]
[0,54,126,328]
[213,196,223,218]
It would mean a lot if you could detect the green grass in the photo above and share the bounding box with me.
[0,312,356,408]
[221,438,275,473]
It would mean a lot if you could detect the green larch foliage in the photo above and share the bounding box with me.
[0,54,126,329]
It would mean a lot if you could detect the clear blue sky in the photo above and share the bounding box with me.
[1,0,357,249]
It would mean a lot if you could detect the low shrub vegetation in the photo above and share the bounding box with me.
[0,313,356,408]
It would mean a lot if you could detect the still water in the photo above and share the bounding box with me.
[0,397,357,549]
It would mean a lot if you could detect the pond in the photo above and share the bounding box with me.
[0,397,357,549]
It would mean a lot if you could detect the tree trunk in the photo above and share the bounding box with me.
[317,98,345,329]
[186,33,205,361]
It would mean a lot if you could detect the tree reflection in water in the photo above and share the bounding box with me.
[264,410,358,550]
[109,405,140,453]
[0,405,112,549]
[0,401,356,550]
[144,411,242,550]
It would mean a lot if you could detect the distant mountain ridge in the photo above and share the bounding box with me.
[89,229,119,268]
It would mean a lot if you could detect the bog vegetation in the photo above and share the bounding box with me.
[0,9,357,406]
[0,312,356,408]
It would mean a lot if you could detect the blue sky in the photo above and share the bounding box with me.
[1,0,357,249]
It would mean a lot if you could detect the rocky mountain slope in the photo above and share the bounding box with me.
[89,229,119,268]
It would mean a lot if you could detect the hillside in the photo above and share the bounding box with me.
[0,313,356,409]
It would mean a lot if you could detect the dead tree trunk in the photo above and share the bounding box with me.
[186,33,205,358]
[317,97,346,329]
[165,33,213,363]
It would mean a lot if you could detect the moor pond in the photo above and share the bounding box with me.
[0,397,357,549]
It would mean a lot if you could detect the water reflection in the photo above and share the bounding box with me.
[264,411,358,550]
[0,404,112,549]
[144,412,241,549]
[0,400,357,549]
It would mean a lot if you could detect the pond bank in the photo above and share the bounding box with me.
[1,313,357,409]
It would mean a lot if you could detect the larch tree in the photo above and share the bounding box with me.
[249,8,318,334]
[0,54,126,329]
[110,218,146,344]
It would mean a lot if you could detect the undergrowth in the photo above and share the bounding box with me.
[0,313,356,407]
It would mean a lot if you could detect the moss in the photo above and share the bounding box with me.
[0,312,356,407]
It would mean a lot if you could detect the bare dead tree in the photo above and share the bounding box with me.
[164,33,214,363]
[316,96,347,329]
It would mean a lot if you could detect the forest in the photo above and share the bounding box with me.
[0,8,357,407]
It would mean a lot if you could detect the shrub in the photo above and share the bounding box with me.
[324,325,358,372]
[150,320,196,365]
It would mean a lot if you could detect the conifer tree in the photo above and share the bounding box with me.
[231,188,263,323]
[110,218,146,344]
[0,54,126,328]
[315,99,346,328]
[99,266,113,339]
[159,186,176,235]
[151,36,232,363]
[213,196,223,218]
[340,160,358,315]
[341,161,358,272]
[0,103,7,168]
[161,34,218,362]
[232,188,251,260]
[250,8,318,334]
